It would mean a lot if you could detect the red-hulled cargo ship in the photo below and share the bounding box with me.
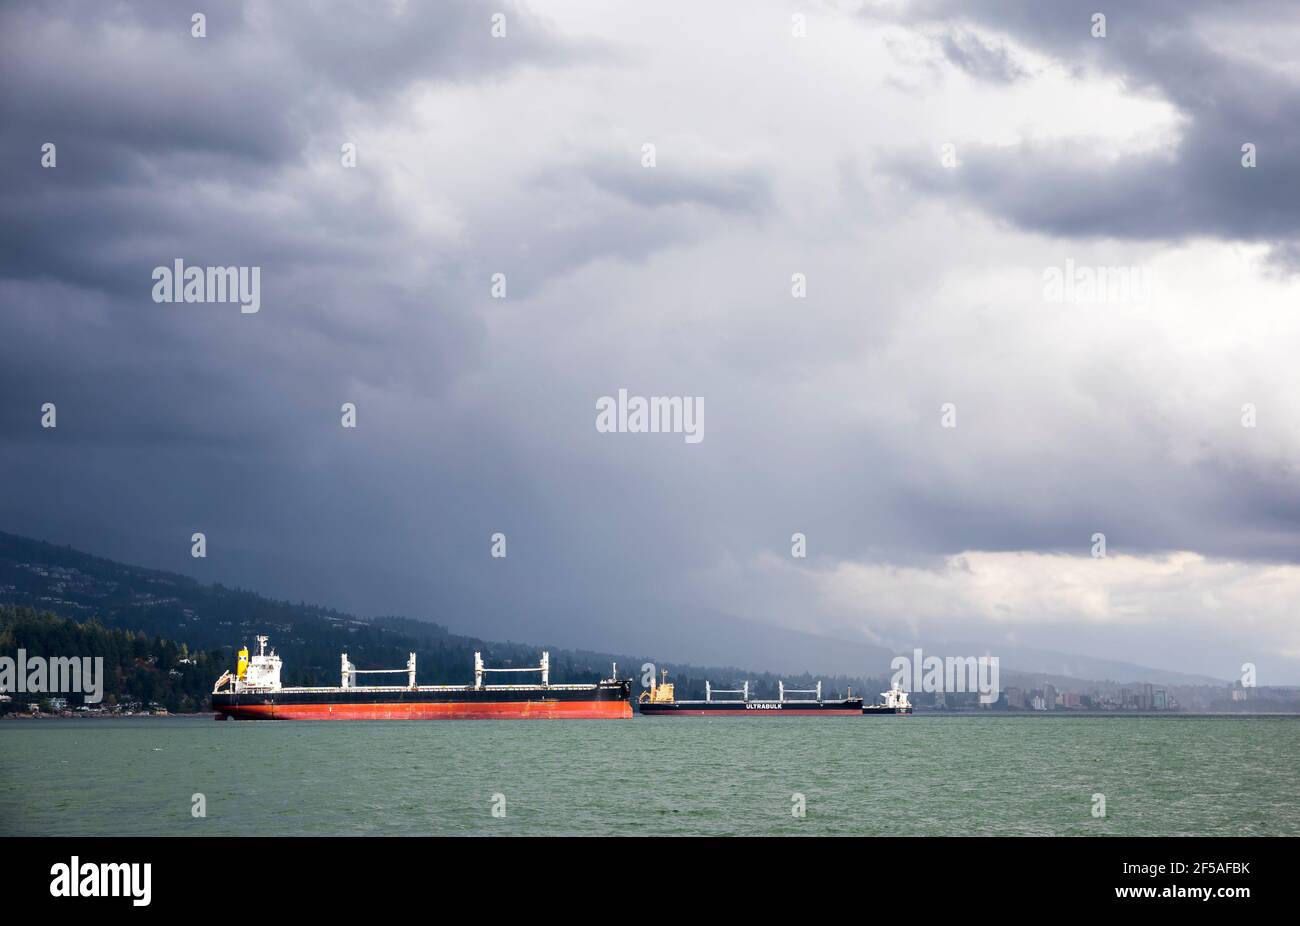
[212,636,633,720]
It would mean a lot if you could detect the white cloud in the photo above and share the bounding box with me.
[815,549,1296,627]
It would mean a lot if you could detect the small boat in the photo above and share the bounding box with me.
[863,683,913,715]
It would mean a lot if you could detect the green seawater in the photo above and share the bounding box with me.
[2,715,1297,836]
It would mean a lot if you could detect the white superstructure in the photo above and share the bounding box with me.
[211,635,283,693]
[880,683,912,710]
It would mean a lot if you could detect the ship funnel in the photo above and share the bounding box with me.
[237,646,249,680]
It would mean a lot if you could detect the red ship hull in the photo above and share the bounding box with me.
[215,700,633,720]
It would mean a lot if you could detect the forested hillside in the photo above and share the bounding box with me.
[0,532,879,711]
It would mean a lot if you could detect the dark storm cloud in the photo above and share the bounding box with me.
[0,0,643,430]
[0,1,579,602]
[0,0,789,629]
[3,1,1298,681]
[0,0,592,295]
[0,0,583,176]
[878,0,1300,245]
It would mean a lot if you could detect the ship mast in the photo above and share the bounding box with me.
[473,651,551,688]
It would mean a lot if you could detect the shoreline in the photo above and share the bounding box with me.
[5,710,1300,721]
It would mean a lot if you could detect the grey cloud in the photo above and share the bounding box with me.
[0,0,587,179]
[937,28,1028,83]
[0,0,770,621]
[446,150,778,299]
[879,0,1300,246]
[2,0,1299,682]
[573,160,773,215]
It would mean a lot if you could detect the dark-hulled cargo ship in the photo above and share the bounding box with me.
[637,671,913,716]
[212,636,633,720]
[638,671,863,715]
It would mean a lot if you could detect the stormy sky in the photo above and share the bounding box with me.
[3,0,1299,683]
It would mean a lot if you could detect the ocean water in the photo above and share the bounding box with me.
[2,715,1297,836]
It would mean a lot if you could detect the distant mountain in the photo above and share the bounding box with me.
[907,638,1227,687]
[492,597,1229,689]
[0,530,881,706]
[0,529,1231,707]
[431,596,1228,689]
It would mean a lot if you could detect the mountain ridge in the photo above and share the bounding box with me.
[0,529,1227,698]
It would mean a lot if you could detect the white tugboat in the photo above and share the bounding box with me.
[863,683,913,715]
